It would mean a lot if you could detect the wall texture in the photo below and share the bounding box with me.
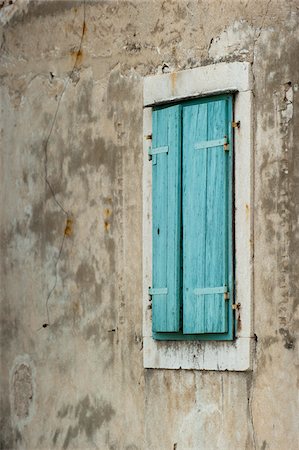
[0,1,298,449]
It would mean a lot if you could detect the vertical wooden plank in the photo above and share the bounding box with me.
[183,96,232,335]
[183,101,208,333]
[204,99,227,333]
[227,96,234,339]
[152,105,181,332]
[152,108,167,331]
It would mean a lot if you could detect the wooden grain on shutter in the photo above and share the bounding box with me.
[151,105,181,332]
[182,97,233,334]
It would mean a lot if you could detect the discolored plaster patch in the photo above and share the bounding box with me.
[0,0,30,26]
[279,328,295,350]
[55,395,115,449]
[2,0,77,26]
[0,394,14,450]
[261,335,279,348]
[10,356,35,428]
[75,261,96,287]
[76,77,95,119]
[57,404,73,419]
[261,440,268,450]
[208,20,254,61]
[12,363,33,419]
[52,428,61,446]
[67,134,121,178]
[84,321,100,341]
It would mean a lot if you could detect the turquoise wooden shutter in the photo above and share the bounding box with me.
[151,105,181,332]
[182,96,233,334]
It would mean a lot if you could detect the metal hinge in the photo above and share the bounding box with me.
[145,134,152,160]
[232,121,240,129]
[232,303,241,310]
[224,292,230,300]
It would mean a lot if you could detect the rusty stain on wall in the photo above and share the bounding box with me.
[64,218,73,237]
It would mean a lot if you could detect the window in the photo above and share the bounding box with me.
[143,62,253,370]
[150,95,234,341]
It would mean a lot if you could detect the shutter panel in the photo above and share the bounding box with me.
[182,97,233,334]
[151,105,181,332]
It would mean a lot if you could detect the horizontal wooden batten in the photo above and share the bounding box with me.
[149,288,168,295]
[194,137,227,150]
[194,286,228,295]
[148,146,169,156]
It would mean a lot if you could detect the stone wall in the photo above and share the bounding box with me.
[0,1,298,449]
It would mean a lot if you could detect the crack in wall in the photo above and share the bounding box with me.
[252,0,272,98]
[252,0,272,65]
[41,0,86,329]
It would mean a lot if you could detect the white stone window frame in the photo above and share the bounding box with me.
[143,62,253,371]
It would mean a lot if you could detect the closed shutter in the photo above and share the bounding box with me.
[151,105,181,332]
[182,97,233,334]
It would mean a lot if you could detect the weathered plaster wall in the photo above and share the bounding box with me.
[0,1,298,449]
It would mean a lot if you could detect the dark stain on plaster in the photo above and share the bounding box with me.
[67,134,120,180]
[56,395,115,449]
[26,1,79,19]
[83,316,116,352]
[29,200,44,236]
[0,309,20,352]
[261,440,268,450]
[76,79,94,119]
[124,41,142,54]
[95,282,103,301]
[279,328,295,349]
[107,69,138,121]
[0,227,14,277]
[105,235,116,273]
[85,322,100,341]
[52,428,61,446]
[75,262,96,287]
[0,394,14,450]
[12,363,33,420]
[254,32,299,353]
[57,404,73,419]
[44,210,66,244]
[15,428,22,443]
[22,170,28,185]
[262,335,279,348]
